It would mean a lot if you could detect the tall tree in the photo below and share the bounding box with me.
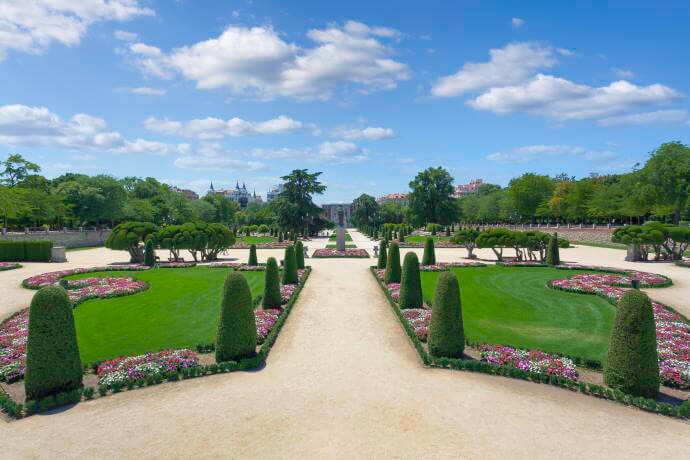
[407,167,457,226]
[1,154,40,187]
[507,173,554,223]
[352,193,379,226]
[272,169,325,232]
[641,142,690,224]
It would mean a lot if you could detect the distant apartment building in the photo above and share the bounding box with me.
[376,193,408,205]
[321,203,353,224]
[453,179,483,197]
[267,183,285,202]
[171,187,199,200]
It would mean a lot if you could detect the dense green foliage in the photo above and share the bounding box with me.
[282,246,299,284]
[271,169,329,235]
[216,272,257,361]
[546,233,560,266]
[452,227,479,258]
[248,244,258,266]
[262,257,282,309]
[422,237,436,265]
[384,241,401,284]
[105,221,159,262]
[428,272,465,358]
[0,240,52,262]
[612,221,690,260]
[294,241,305,269]
[377,239,388,269]
[407,167,457,226]
[421,266,615,361]
[399,252,423,309]
[25,286,83,401]
[604,290,659,398]
[352,193,379,226]
[144,238,155,267]
[157,222,235,261]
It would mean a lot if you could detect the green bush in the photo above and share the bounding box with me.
[262,257,282,309]
[248,244,258,266]
[422,237,436,265]
[106,221,159,263]
[215,272,257,362]
[377,239,388,269]
[604,290,659,398]
[0,240,53,262]
[282,246,299,284]
[428,272,465,358]
[546,233,560,266]
[144,238,155,267]
[384,242,401,284]
[24,286,83,401]
[295,241,305,269]
[399,252,423,309]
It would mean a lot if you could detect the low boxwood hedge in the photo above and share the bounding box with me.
[0,240,52,262]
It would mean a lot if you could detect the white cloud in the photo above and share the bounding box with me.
[0,104,168,155]
[251,141,368,164]
[173,143,267,172]
[597,109,690,126]
[144,115,305,139]
[336,126,395,140]
[612,67,634,79]
[431,42,557,97]
[511,18,525,29]
[0,0,153,60]
[122,86,166,96]
[487,144,616,163]
[469,74,682,120]
[127,20,409,100]
[114,29,138,41]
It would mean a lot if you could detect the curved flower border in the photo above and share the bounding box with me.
[0,262,22,271]
[312,248,369,258]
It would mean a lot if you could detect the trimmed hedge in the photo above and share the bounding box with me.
[0,240,52,262]
[546,233,560,266]
[605,289,660,398]
[282,246,299,284]
[384,241,401,284]
[399,252,423,309]
[24,286,83,401]
[377,239,388,269]
[248,244,258,266]
[262,257,282,309]
[295,241,305,269]
[428,271,465,358]
[215,272,257,362]
[422,237,436,266]
[144,239,155,267]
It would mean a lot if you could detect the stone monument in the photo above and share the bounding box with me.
[336,208,346,251]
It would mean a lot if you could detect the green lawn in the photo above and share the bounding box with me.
[420,266,616,362]
[405,235,452,243]
[66,267,265,363]
[328,232,353,242]
[237,235,277,244]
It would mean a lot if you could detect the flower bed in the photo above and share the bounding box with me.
[0,262,21,271]
[231,242,293,249]
[64,277,148,305]
[157,262,197,268]
[402,309,431,341]
[97,349,199,388]
[496,260,548,267]
[255,309,281,343]
[549,270,688,389]
[398,242,460,248]
[0,310,28,383]
[420,262,486,271]
[479,345,579,381]
[22,265,148,289]
[312,248,369,258]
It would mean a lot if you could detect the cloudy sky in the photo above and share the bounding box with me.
[1,0,688,203]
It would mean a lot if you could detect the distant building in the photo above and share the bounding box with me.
[377,193,408,205]
[453,179,483,197]
[171,187,199,200]
[321,203,353,224]
[209,181,263,208]
[267,183,285,202]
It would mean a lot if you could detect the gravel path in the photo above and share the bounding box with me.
[1,232,688,458]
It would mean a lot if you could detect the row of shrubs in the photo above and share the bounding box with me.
[0,240,53,262]
[612,221,690,261]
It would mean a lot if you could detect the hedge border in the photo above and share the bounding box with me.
[369,266,690,420]
[1,267,311,420]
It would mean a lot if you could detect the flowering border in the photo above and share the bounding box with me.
[22,265,149,290]
[674,260,690,268]
[0,262,21,271]
[312,248,369,258]
[369,266,690,419]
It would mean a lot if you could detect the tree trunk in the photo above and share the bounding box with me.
[129,246,144,263]
[625,244,642,262]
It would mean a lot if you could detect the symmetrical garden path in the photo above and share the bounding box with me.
[1,232,689,457]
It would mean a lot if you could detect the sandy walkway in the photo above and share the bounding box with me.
[1,232,688,458]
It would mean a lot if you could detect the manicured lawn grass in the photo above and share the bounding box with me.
[406,235,452,243]
[66,267,265,363]
[420,266,616,362]
[328,232,353,242]
[238,236,277,244]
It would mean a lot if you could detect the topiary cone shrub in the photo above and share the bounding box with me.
[295,241,305,269]
[384,242,401,284]
[216,272,257,362]
[248,244,258,266]
[144,238,156,267]
[546,232,560,266]
[377,239,388,269]
[262,257,282,309]
[278,232,283,243]
[422,237,436,266]
[428,272,465,358]
[604,289,659,398]
[282,246,299,284]
[25,286,83,401]
[399,252,423,309]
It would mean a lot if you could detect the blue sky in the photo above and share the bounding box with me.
[1,1,689,203]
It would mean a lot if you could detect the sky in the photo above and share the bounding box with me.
[0,1,689,204]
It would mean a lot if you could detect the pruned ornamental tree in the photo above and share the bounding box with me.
[24,286,83,401]
[475,228,515,261]
[105,221,159,263]
[428,272,465,358]
[262,257,282,309]
[377,239,388,269]
[604,290,659,398]
[282,246,299,284]
[384,241,401,284]
[294,240,305,269]
[216,272,257,362]
[452,227,479,259]
[422,237,436,265]
[399,252,423,309]
[545,233,560,266]
[613,221,690,261]
[248,244,258,266]
[158,222,235,262]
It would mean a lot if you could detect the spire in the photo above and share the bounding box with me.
[210,181,214,192]
[236,181,240,190]
[243,182,247,190]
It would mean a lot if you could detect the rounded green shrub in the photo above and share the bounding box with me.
[384,242,401,284]
[105,221,159,263]
[604,289,659,398]
[248,244,258,266]
[24,286,83,401]
[422,237,436,266]
[215,272,257,361]
[262,257,282,309]
[282,246,299,284]
[144,238,156,267]
[546,232,560,266]
[399,252,423,309]
[428,272,465,358]
[377,239,388,269]
[295,241,305,269]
